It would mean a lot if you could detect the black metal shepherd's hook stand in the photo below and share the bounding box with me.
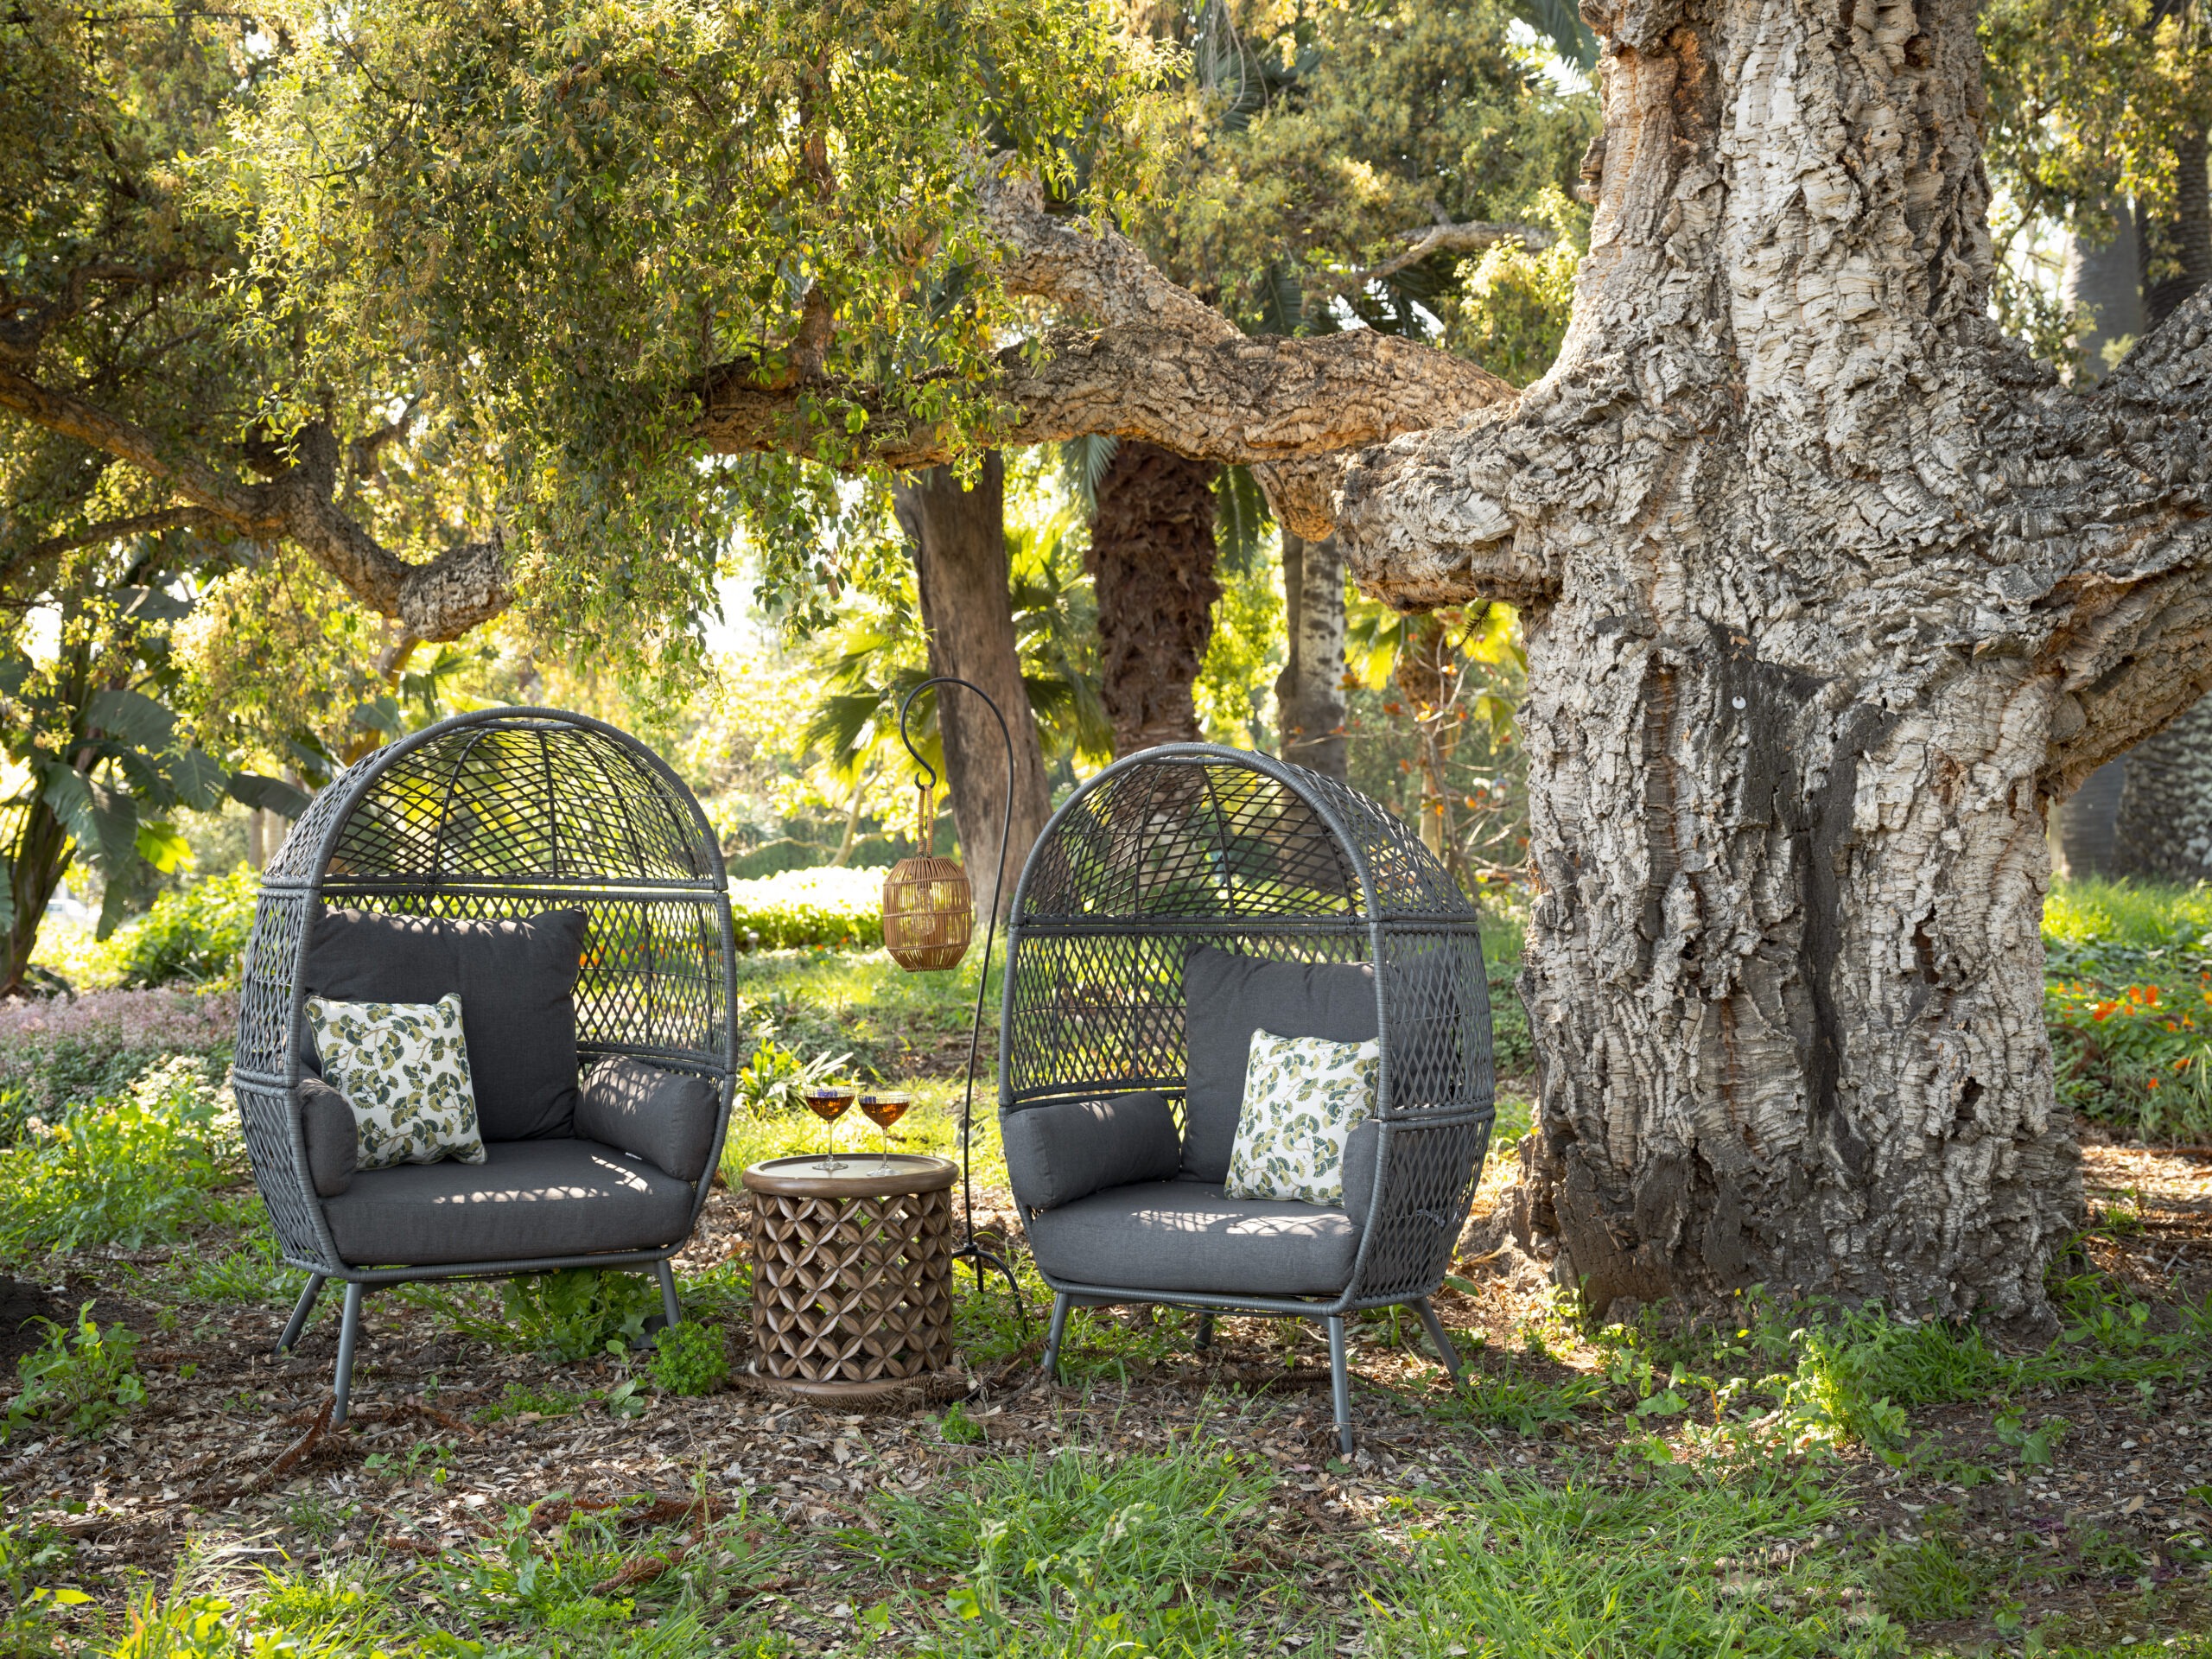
[896,677,1027,1326]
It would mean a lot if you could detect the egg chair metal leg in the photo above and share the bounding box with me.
[655,1260,681,1331]
[332,1282,365,1427]
[276,1274,326,1356]
[1327,1314,1354,1457]
[1042,1292,1071,1382]
[1413,1297,1464,1385]
[1193,1311,1214,1351]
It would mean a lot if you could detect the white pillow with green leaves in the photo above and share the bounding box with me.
[305,993,486,1171]
[1224,1028,1378,1205]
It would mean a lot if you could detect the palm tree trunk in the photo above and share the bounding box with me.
[1274,530,1349,779]
[1088,441,1221,756]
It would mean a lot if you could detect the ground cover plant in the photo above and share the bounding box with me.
[2044,879,2212,1146]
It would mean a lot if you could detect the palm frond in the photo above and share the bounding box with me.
[1214,467,1274,574]
[1511,0,1600,69]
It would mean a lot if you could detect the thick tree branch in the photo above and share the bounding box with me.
[18,505,221,565]
[696,324,1511,537]
[696,162,1518,537]
[0,365,506,639]
[2030,285,2212,790]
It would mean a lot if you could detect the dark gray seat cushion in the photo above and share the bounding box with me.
[323,1138,692,1267]
[1181,946,1377,1181]
[575,1058,721,1184]
[1002,1091,1180,1212]
[297,1077,358,1198]
[303,908,588,1141]
[1025,1180,1362,1297]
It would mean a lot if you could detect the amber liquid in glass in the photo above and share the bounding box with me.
[859,1093,911,1173]
[804,1088,855,1173]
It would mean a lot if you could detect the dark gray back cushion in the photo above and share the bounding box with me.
[576,1057,720,1183]
[1002,1090,1180,1212]
[297,1076,358,1198]
[303,907,588,1141]
[1181,945,1377,1181]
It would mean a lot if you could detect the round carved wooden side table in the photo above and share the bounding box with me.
[742,1154,957,1398]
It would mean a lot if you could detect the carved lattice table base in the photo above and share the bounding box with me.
[743,1155,957,1398]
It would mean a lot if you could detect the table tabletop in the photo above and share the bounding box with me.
[741,1154,956,1200]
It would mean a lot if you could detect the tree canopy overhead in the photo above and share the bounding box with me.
[4,0,1178,662]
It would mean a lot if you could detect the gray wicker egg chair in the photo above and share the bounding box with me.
[232,708,737,1421]
[999,745,1496,1453]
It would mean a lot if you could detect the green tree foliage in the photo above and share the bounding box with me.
[805,494,1112,798]
[1980,0,2209,241]
[0,532,310,990]
[1137,0,1596,349]
[1978,0,2211,359]
[219,0,1168,648]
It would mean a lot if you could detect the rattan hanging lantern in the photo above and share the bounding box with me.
[882,782,973,971]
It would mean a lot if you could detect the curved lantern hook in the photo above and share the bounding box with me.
[893,685,941,797]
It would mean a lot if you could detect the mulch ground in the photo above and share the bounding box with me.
[3,1146,2209,1649]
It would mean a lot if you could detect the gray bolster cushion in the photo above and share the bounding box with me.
[1001,1090,1181,1212]
[297,1076,358,1198]
[1340,1117,1380,1220]
[575,1057,721,1184]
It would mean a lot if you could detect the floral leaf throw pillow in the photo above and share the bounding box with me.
[305,993,487,1171]
[1224,1028,1378,1205]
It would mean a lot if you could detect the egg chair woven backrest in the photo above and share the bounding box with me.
[1001,743,1496,1313]
[232,707,737,1279]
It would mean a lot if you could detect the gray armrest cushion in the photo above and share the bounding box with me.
[298,1077,358,1198]
[575,1057,720,1184]
[1340,1118,1379,1221]
[1002,1090,1181,1212]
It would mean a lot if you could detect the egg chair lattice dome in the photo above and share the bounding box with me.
[999,744,1497,1447]
[232,708,736,1409]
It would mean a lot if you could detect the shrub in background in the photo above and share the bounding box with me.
[2043,878,2212,1144]
[104,864,261,989]
[2048,977,2212,1145]
[726,868,885,951]
[0,991,235,1145]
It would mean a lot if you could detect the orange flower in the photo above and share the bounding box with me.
[2145,1077,2161,1090]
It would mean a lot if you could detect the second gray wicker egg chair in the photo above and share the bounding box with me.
[998,745,1497,1453]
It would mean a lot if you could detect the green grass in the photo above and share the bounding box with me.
[2044,876,2212,961]
[95,1495,792,1657]
[731,945,1003,1084]
[850,1441,1287,1656]
[1367,1465,1897,1658]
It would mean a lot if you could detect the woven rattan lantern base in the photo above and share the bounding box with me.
[743,1155,957,1398]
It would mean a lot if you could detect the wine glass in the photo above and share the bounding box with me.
[858,1091,911,1175]
[804,1085,855,1174]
